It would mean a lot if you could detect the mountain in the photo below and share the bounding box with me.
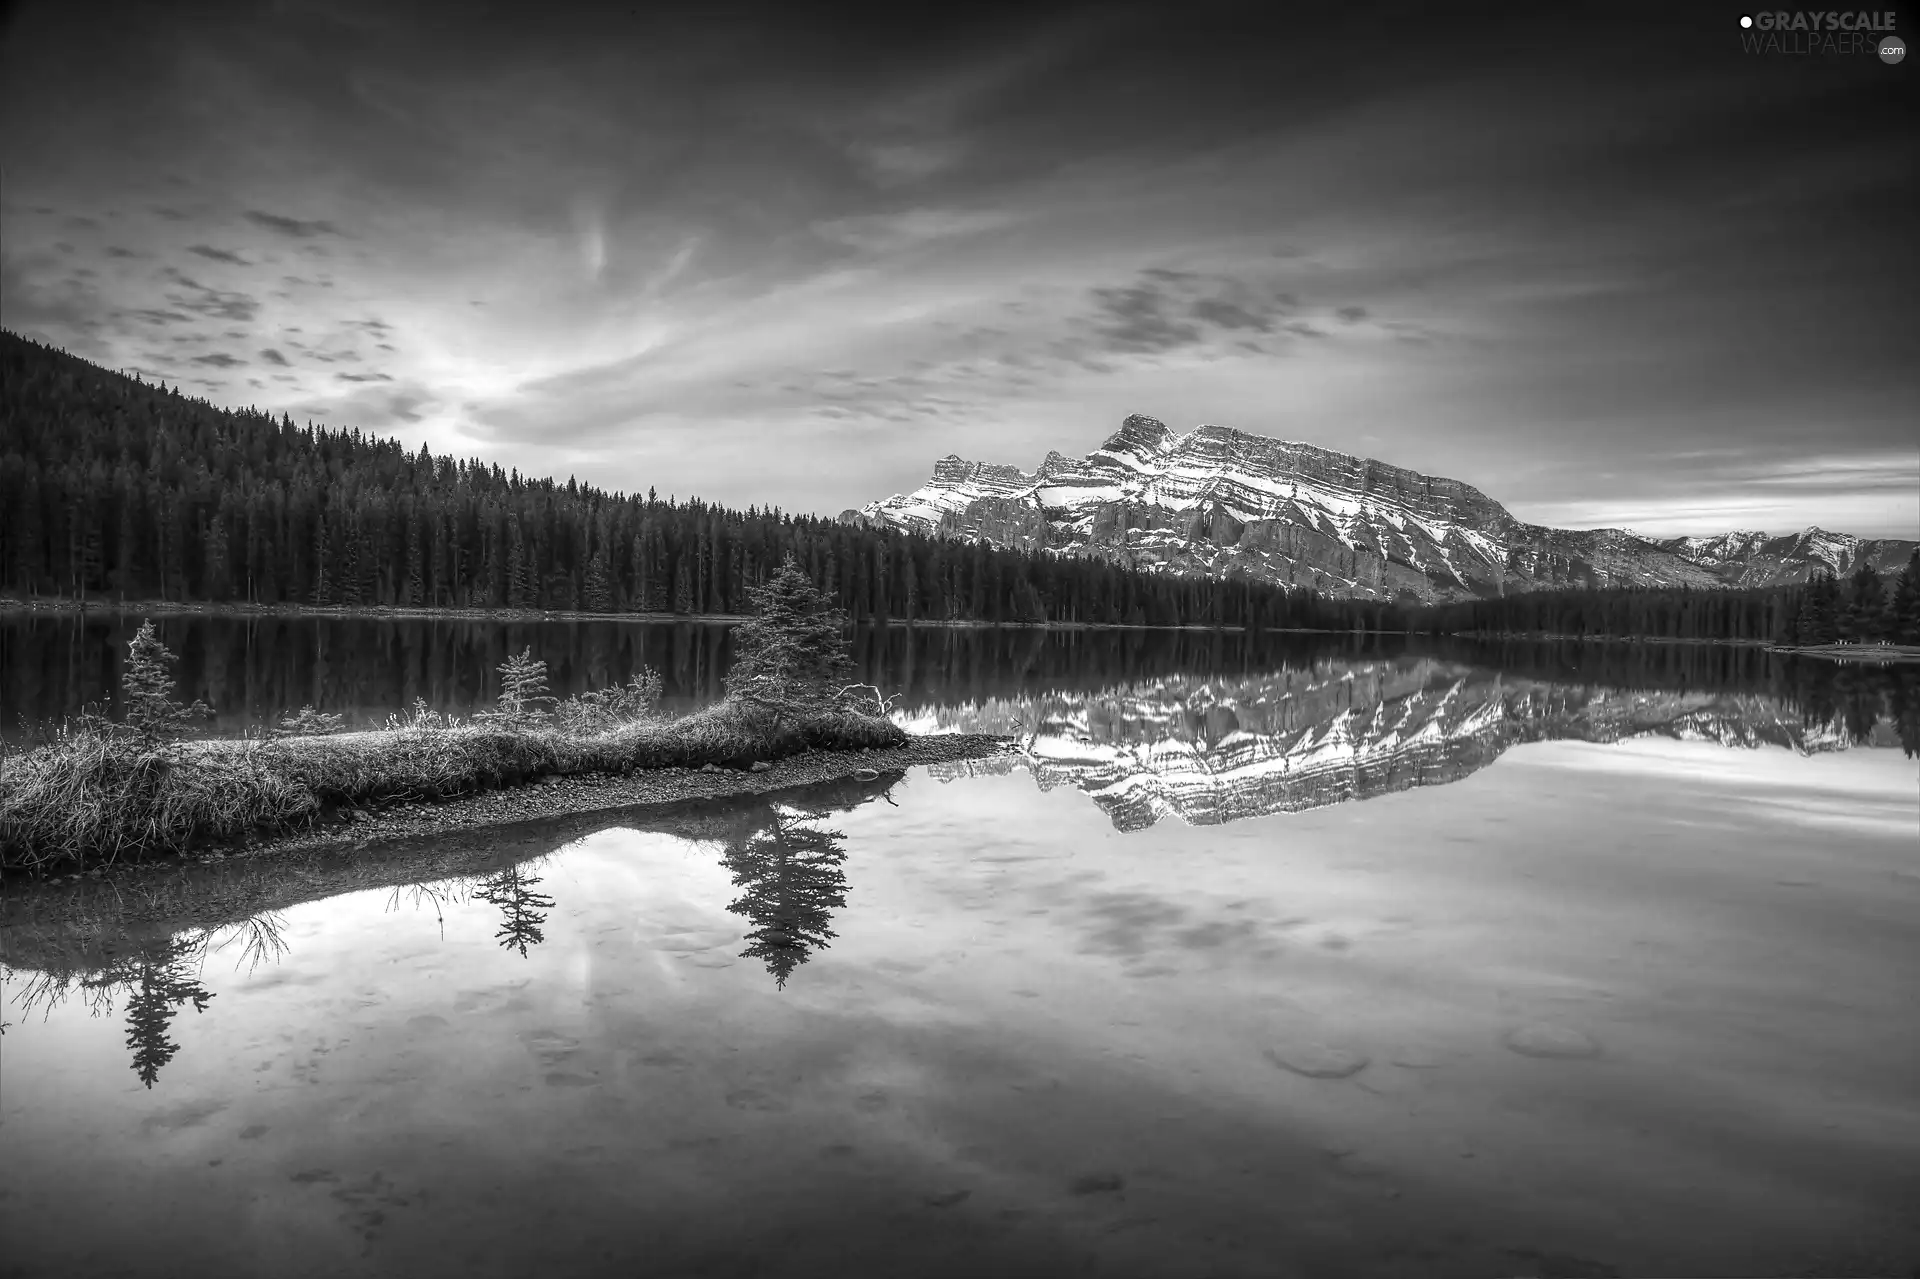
[1648,527,1909,587]
[905,658,1884,832]
[847,415,1916,603]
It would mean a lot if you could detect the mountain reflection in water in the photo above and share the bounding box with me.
[908,654,1918,830]
[1,649,1915,1279]
[1,652,1912,1089]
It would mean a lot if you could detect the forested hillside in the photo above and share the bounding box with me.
[0,332,1337,629]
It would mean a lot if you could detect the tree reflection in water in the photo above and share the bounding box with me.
[722,811,852,988]
[121,939,215,1088]
[474,864,557,958]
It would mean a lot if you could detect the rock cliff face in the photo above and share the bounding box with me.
[905,658,1864,831]
[849,415,1916,602]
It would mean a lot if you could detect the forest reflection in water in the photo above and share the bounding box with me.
[8,647,1915,1085]
[6,607,1915,747]
[1,773,883,1087]
[5,640,1918,1085]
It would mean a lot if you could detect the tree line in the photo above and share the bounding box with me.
[1,332,1339,630]
[1402,558,1920,646]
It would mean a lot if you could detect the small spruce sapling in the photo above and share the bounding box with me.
[121,620,211,743]
[276,705,347,737]
[482,647,554,727]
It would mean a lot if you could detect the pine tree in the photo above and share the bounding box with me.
[1892,552,1920,645]
[1804,573,1841,644]
[583,551,613,613]
[506,522,531,608]
[121,619,211,740]
[726,553,853,714]
[201,509,230,600]
[1845,562,1885,642]
[309,515,333,605]
[486,646,552,725]
[672,556,693,614]
[1012,577,1048,622]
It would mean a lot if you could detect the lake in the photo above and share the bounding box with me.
[2,617,1917,1277]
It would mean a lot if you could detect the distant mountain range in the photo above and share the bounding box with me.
[845,415,1916,603]
[906,658,1889,832]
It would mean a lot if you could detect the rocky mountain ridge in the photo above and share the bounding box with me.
[847,415,1915,603]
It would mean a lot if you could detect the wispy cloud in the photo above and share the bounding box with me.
[244,210,341,238]
[1514,452,1920,538]
[187,244,250,265]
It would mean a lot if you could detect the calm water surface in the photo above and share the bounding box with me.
[3,632,1918,1278]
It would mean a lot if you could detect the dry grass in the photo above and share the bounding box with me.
[0,699,906,876]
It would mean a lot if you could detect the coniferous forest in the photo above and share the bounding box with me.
[1402,560,1920,647]
[1,332,1331,629]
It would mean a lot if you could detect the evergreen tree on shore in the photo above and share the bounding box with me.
[1891,552,1920,644]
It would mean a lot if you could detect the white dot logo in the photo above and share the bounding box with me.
[1881,35,1907,63]
[1740,14,1753,27]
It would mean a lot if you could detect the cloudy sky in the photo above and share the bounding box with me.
[3,0,1914,537]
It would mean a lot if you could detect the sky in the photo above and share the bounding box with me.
[2,0,1915,538]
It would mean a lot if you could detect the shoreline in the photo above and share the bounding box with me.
[1765,642,1920,664]
[1444,631,1779,647]
[1,732,1017,902]
[0,734,1017,968]
[0,597,1247,631]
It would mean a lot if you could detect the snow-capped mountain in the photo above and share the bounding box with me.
[909,658,1867,831]
[846,415,1916,602]
[1649,527,1911,586]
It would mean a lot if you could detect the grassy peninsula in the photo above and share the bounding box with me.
[0,557,995,877]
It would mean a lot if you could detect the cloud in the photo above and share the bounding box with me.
[1039,268,1341,366]
[191,352,245,367]
[336,371,393,382]
[244,210,342,238]
[124,308,195,325]
[187,244,251,265]
[160,268,261,323]
[1086,283,1204,354]
[104,246,140,258]
[0,254,111,356]
[259,348,290,366]
[1189,297,1272,332]
[1511,451,1920,539]
[811,207,1023,254]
